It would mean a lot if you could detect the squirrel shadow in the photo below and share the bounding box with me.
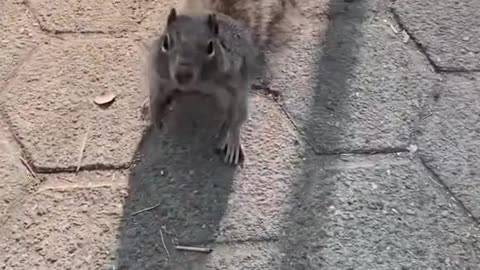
[113,95,237,269]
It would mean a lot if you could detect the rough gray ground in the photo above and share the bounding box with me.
[0,120,32,219]
[0,0,479,269]
[279,154,480,269]
[0,0,45,84]
[268,0,442,154]
[393,0,480,71]
[26,0,154,33]
[1,38,146,170]
[418,74,480,219]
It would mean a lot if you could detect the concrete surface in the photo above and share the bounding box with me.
[418,74,480,218]
[1,38,146,170]
[0,171,128,269]
[269,0,442,154]
[139,0,180,41]
[0,0,479,269]
[279,154,480,269]
[0,0,45,84]
[0,121,33,219]
[393,0,480,72]
[26,0,154,33]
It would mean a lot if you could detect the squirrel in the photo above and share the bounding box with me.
[145,7,264,165]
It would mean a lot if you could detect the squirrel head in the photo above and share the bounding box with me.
[157,8,228,90]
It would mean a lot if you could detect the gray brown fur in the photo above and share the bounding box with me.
[181,0,298,51]
[147,8,264,165]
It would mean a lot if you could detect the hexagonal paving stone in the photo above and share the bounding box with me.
[278,154,480,269]
[0,171,128,270]
[0,0,45,84]
[418,74,480,219]
[1,38,146,170]
[26,0,156,33]
[0,122,32,219]
[393,0,480,71]
[267,0,441,154]
[114,94,305,268]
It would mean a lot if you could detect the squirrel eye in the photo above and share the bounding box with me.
[206,40,215,57]
[161,34,170,52]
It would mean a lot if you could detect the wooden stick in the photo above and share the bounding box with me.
[131,202,162,216]
[159,227,170,258]
[175,245,213,253]
[76,128,89,174]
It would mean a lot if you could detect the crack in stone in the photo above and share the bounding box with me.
[390,7,480,74]
[419,157,480,226]
[273,98,410,157]
[22,0,141,35]
[0,45,39,93]
[30,162,135,174]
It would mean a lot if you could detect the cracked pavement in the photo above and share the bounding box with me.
[0,0,479,269]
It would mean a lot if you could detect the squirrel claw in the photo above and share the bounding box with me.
[218,132,244,165]
[141,98,150,121]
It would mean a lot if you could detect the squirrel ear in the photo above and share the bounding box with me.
[167,8,177,25]
[207,14,219,35]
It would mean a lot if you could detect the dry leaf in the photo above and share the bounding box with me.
[93,93,116,105]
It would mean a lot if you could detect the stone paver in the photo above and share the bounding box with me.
[0,0,45,84]
[0,171,128,270]
[4,154,478,269]
[0,0,479,269]
[26,0,155,33]
[1,37,146,170]
[278,154,480,269]
[393,0,480,71]
[268,0,442,154]
[418,74,480,219]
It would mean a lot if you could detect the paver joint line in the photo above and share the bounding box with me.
[390,7,480,74]
[420,157,480,226]
[20,0,159,36]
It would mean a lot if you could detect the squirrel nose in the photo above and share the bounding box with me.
[174,66,194,85]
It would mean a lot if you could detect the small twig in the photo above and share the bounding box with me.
[389,22,399,34]
[159,227,170,258]
[76,128,89,174]
[175,245,213,253]
[19,156,38,180]
[131,202,162,216]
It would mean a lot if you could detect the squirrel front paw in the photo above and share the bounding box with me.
[140,98,150,121]
[217,130,244,165]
